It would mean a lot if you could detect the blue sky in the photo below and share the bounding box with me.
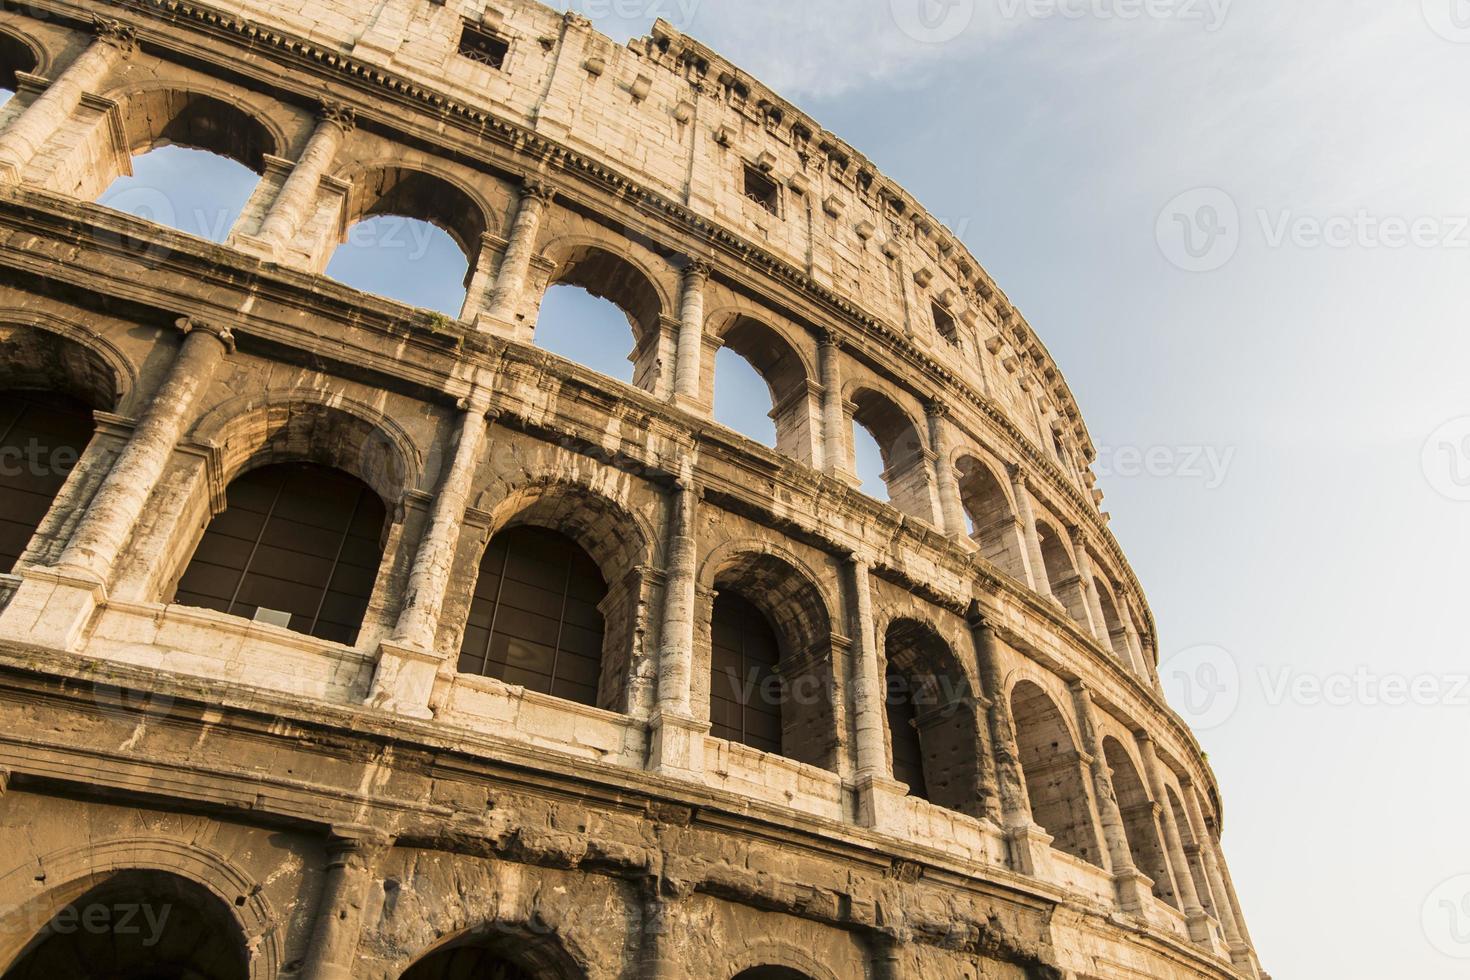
[87,2,1470,974]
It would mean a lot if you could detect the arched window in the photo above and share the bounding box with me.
[399,928,580,980]
[1037,522,1092,630]
[713,317,813,460]
[734,969,812,980]
[99,91,274,242]
[458,525,607,708]
[714,345,777,447]
[171,463,387,645]
[884,661,927,799]
[1103,737,1179,908]
[1093,579,1134,664]
[402,947,532,980]
[710,591,783,755]
[1010,680,1101,867]
[849,389,934,522]
[327,168,487,318]
[956,456,1029,581]
[852,420,887,500]
[883,619,983,814]
[6,870,249,980]
[0,391,94,573]
[535,246,663,393]
[0,31,38,108]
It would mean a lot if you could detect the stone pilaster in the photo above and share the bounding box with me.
[476,178,555,336]
[1181,779,1256,974]
[1070,682,1151,911]
[672,260,710,413]
[848,557,907,830]
[1069,526,1111,643]
[299,829,392,980]
[0,16,136,182]
[240,102,355,259]
[1008,465,1051,596]
[925,400,969,541]
[818,330,850,478]
[649,460,708,777]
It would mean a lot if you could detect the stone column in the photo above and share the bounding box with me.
[672,261,710,412]
[1136,734,1208,935]
[1008,465,1051,596]
[57,318,233,586]
[1181,779,1248,958]
[366,396,492,718]
[0,17,136,182]
[1069,526,1110,644]
[849,557,908,830]
[300,829,391,980]
[870,933,904,980]
[649,460,707,776]
[477,178,555,334]
[250,103,355,255]
[1070,681,1155,912]
[925,400,968,540]
[818,330,849,477]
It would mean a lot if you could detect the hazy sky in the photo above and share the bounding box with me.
[89,1,1470,974]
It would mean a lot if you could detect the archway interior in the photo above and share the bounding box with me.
[536,284,638,384]
[884,659,928,800]
[1103,737,1178,908]
[1010,680,1102,867]
[851,422,887,500]
[400,946,534,980]
[733,968,812,980]
[171,462,387,645]
[458,524,608,708]
[5,869,249,980]
[0,390,94,573]
[0,31,38,106]
[713,345,777,447]
[709,590,783,755]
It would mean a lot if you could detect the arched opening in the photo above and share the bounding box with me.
[883,618,983,815]
[401,947,532,980]
[398,926,581,980]
[535,246,662,393]
[851,421,886,500]
[171,462,388,645]
[1093,579,1133,664]
[849,389,933,522]
[0,391,94,573]
[706,552,838,771]
[1167,785,1217,918]
[734,969,812,980]
[956,456,1029,581]
[327,167,488,317]
[714,317,813,460]
[5,869,249,979]
[458,525,607,708]
[99,91,274,243]
[1037,522,1091,630]
[1010,680,1101,867]
[0,31,39,107]
[1103,737,1178,908]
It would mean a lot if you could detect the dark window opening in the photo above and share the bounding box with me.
[709,592,783,754]
[458,525,607,708]
[403,946,533,980]
[743,164,780,215]
[885,664,929,800]
[458,23,510,69]
[172,463,387,645]
[933,302,958,344]
[0,391,95,573]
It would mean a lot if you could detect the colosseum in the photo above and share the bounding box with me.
[0,0,1264,977]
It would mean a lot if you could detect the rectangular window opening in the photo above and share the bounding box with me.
[743,164,780,216]
[459,23,510,70]
[933,302,959,344]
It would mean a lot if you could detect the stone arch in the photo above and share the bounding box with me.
[1009,679,1102,867]
[1036,520,1091,631]
[337,163,492,263]
[0,836,280,978]
[725,937,842,980]
[0,26,43,89]
[954,453,1029,581]
[397,921,588,980]
[709,310,817,461]
[1102,736,1177,908]
[464,479,654,712]
[847,385,934,522]
[0,318,127,412]
[882,616,984,815]
[1092,575,1133,664]
[112,83,283,171]
[701,542,839,771]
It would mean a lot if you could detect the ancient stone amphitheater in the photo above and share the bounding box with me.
[0,1,1264,977]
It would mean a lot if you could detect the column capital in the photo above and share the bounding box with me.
[1006,462,1030,489]
[681,259,712,285]
[818,327,843,350]
[924,397,950,420]
[175,316,236,354]
[92,15,139,55]
[457,390,496,417]
[318,100,357,133]
[522,177,557,204]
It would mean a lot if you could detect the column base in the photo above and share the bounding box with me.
[471,311,534,344]
[1228,943,1260,978]
[363,640,442,720]
[1111,867,1153,913]
[853,772,911,832]
[1004,822,1056,878]
[648,709,709,778]
[0,565,107,652]
[230,232,281,263]
[671,393,712,419]
[1185,908,1229,956]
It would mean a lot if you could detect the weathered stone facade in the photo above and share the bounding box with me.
[0,0,1265,977]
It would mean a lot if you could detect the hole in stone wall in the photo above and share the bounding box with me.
[99,145,260,244]
[932,302,958,344]
[458,22,510,69]
[852,421,888,501]
[325,215,470,318]
[743,164,780,215]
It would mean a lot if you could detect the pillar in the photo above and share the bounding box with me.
[818,330,849,477]
[299,829,392,980]
[477,178,554,334]
[925,400,968,540]
[366,396,493,718]
[1069,526,1110,644]
[649,460,707,776]
[1181,779,1252,966]
[57,318,233,586]
[1136,735,1215,946]
[849,557,908,830]
[1070,682,1149,911]
[249,102,355,256]
[1008,465,1051,596]
[672,260,710,412]
[0,17,136,182]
